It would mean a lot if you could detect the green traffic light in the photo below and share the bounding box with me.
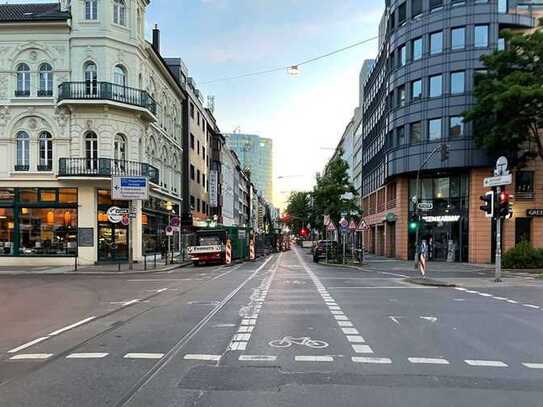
[409,221,418,231]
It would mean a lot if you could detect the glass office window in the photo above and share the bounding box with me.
[428,118,442,141]
[449,116,464,138]
[429,74,443,97]
[430,31,443,55]
[451,27,466,50]
[451,71,465,94]
[397,85,406,107]
[410,122,423,144]
[411,79,422,100]
[412,37,423,61]
[475,25,489,47]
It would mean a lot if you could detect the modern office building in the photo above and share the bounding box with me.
[360,0,542,263]
[0,1,184,265]
[224,133,273,204]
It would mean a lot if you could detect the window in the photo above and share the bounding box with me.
[516,171,534,198]
[39,63,53,97]
[450,71,465,94]
[498,0,508,13]
[16,131,30,171]
[430,31,443,55]
[451,0,465,6]
[397,126,406,145]
[398,45,407,67]
[85,132,98,171]
[38,132,53,171]
[475,25,489,48]
[16,63,30,97]
[515,218,532,244]
[190,164,195,180]
[113,0,126,26]
[114,134,127,162]
[197,140,200,155]
[190,195,195,209]
[428,118,442,141]
[430,0,443,11]
[451,27,466,50]
[449,116,464,138]
[85,0,97,20]
[498,37,506,51]
[197,111,200,126]
[202,146,206,159]
[398,2,407,25]
[202,174,206,188]
[410,122,422,144]
[190,133,195,149]
[197,169,201,184]
[84,62,97,95]
[197,198,201,212]
[411,0,422,17]
[113,65,127,87]
[190,103,195,118]
[412,37,422,61]
[411,79,422,100]
[397,85,406,107]
[429,74,442,97]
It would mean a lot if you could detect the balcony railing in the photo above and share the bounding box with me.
[58,81,157,116]
[59,158,159,184]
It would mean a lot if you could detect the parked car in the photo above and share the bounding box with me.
[313,240,337,263]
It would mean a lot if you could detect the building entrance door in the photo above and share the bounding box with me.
[98,223,128,262]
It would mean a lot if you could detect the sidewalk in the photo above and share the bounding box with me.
[0,258,193,276]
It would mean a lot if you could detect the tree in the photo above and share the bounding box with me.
[311,150,358,231]
[463,25,543,165]
[285,191,311,233]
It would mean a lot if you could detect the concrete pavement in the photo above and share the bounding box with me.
[1,248,543,406]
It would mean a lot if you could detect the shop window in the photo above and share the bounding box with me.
[0,208,15,256]
[0,188,15,203]
[19,188,38,203]
[515,171,534,198]
[59,188,78,204]
[40,189,57,202]
[434,178,450,199]
[515,218,531,244]
[18,208,77,256]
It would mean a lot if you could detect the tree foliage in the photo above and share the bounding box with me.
[463,27,543,165]
[285,191,311,232]
[311,150,358,230]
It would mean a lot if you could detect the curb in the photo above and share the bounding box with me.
[404,277,456,287]
[0,262,193,276]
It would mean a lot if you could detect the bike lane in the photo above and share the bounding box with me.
[224,248,356,368]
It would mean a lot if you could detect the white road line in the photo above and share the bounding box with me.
[478,293,492,297]
[229,342,247,351]
[455,287,467,291]
[8,337,49,354]
[10,353,52,360]
[353,357,392,364]
[330,310,344,315]
[334,315,349,321]
[121,299,141,307]
[239,355,277,361]
[233,333,251,341]
[523,304,540,309]
[338,321,353,327]
[237,326,254,333]
[342,328,359,335]
[408,357,450,365]
[48,316,96,336]
[507,300,519,304]
[464,290,479,294]
[183,354,221,361]
[156,288,168,293]
[493,297,508,301]
[240,319,257,326]
[523,363,543,369]
[124,353,164,359]
[346,335,366,343]
[352,344,374,354]
[295,355,334,362]
[67,353,109,359]
[328,306,341,310]
[465,360,508,367]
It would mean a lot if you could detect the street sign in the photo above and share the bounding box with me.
[484,174,512,188]
[326,221,337,232]
[495,156,509,176]
[323,215,331,226]
[165,225,174,236]
[170,216,180,227]
[112,176,149,201]
[348,220,357,231]
[357,219,369,231]
[417,202,433,211]
[339,217,349,230]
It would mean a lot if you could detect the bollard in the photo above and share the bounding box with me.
[154,252,157,269]
[74,256,78,272]
[144,254,147,271]
[118,263,121,272]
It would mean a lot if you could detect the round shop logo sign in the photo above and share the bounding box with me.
[107,206,128,224]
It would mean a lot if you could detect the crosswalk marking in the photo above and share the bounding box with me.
[352,344,374,354]
[408,357,450,365]
[184,354,221,361]
[337,321,353,327]
[465,360,508,367]
[237,326,254,333]
[295,355,334,362]
[66,353,108,359]
[229,341,247,351]
[233,333,251,341]
[342,328,359,335]
[346,335,365,343]
[239,355,277,361]
[9,353,52,360]
[352,356,392,364]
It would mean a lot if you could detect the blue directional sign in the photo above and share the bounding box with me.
[112,176,149,201]
[121,178,147,188]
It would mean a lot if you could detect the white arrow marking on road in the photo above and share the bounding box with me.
[420,316,438,323]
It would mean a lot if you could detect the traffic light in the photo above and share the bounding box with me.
[441,144,449,161]
[498,191,513,219]
[409,220,419,231]
[480,191,494,218]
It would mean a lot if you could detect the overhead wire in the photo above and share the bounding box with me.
[201,35,379,85]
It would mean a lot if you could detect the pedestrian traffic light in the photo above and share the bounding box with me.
[441,144,449,161]
[498,191,512,219]
[409,220,419,231]
[480,191,494,218]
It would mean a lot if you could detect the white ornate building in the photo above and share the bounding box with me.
[0,0,184,265]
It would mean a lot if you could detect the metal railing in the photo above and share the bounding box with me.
[58,81,157,115]
[59,158,159,184]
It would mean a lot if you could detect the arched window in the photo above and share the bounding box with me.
[113,0,126,26]
[85,0,97,20]
[38,131,53,171]
[114,134,127,172]
[113,65,126,87]
[16,63,30,97]
[84,61,97,95]
[85,132,98,171]
[16,131,30,171]
[39,63,53,97]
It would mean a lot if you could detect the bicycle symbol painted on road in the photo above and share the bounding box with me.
[268,336,329,349]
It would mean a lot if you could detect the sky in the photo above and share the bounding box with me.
[14,0,384,208]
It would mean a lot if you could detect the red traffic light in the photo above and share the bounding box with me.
[499,191,509,203]
[300,227,310,237]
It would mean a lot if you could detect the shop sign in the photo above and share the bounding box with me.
[78,228,94,248]
[209,170,218,208]
[385,213,397,222]
[112,176,149,201]
[417,202,433,211]
[527,209,543,217]
[422,215,461,223]
[107,206,129,223]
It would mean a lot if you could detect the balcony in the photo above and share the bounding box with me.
[58,81,157,120]
[58,158,159,184]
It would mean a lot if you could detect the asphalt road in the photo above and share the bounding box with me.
[1,248,543,406]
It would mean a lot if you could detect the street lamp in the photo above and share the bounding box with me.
[287,65,300,76]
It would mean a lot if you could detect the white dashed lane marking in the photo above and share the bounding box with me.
[353,356,392,364]
[124,353,164,359]
[239,355,277,362]
[66,353,108,359]
[184,354,221,361]
[455,287,542,311]
[352,344,374,354]
[465,360,508,367]
[295,355,334,362]
[408,357,450,365]
[346,335,366,343]
[523,363,543,369]
[9,353,52,360]
[8,337,48,354]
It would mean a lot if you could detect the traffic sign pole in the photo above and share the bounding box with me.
[128,200,134,271]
